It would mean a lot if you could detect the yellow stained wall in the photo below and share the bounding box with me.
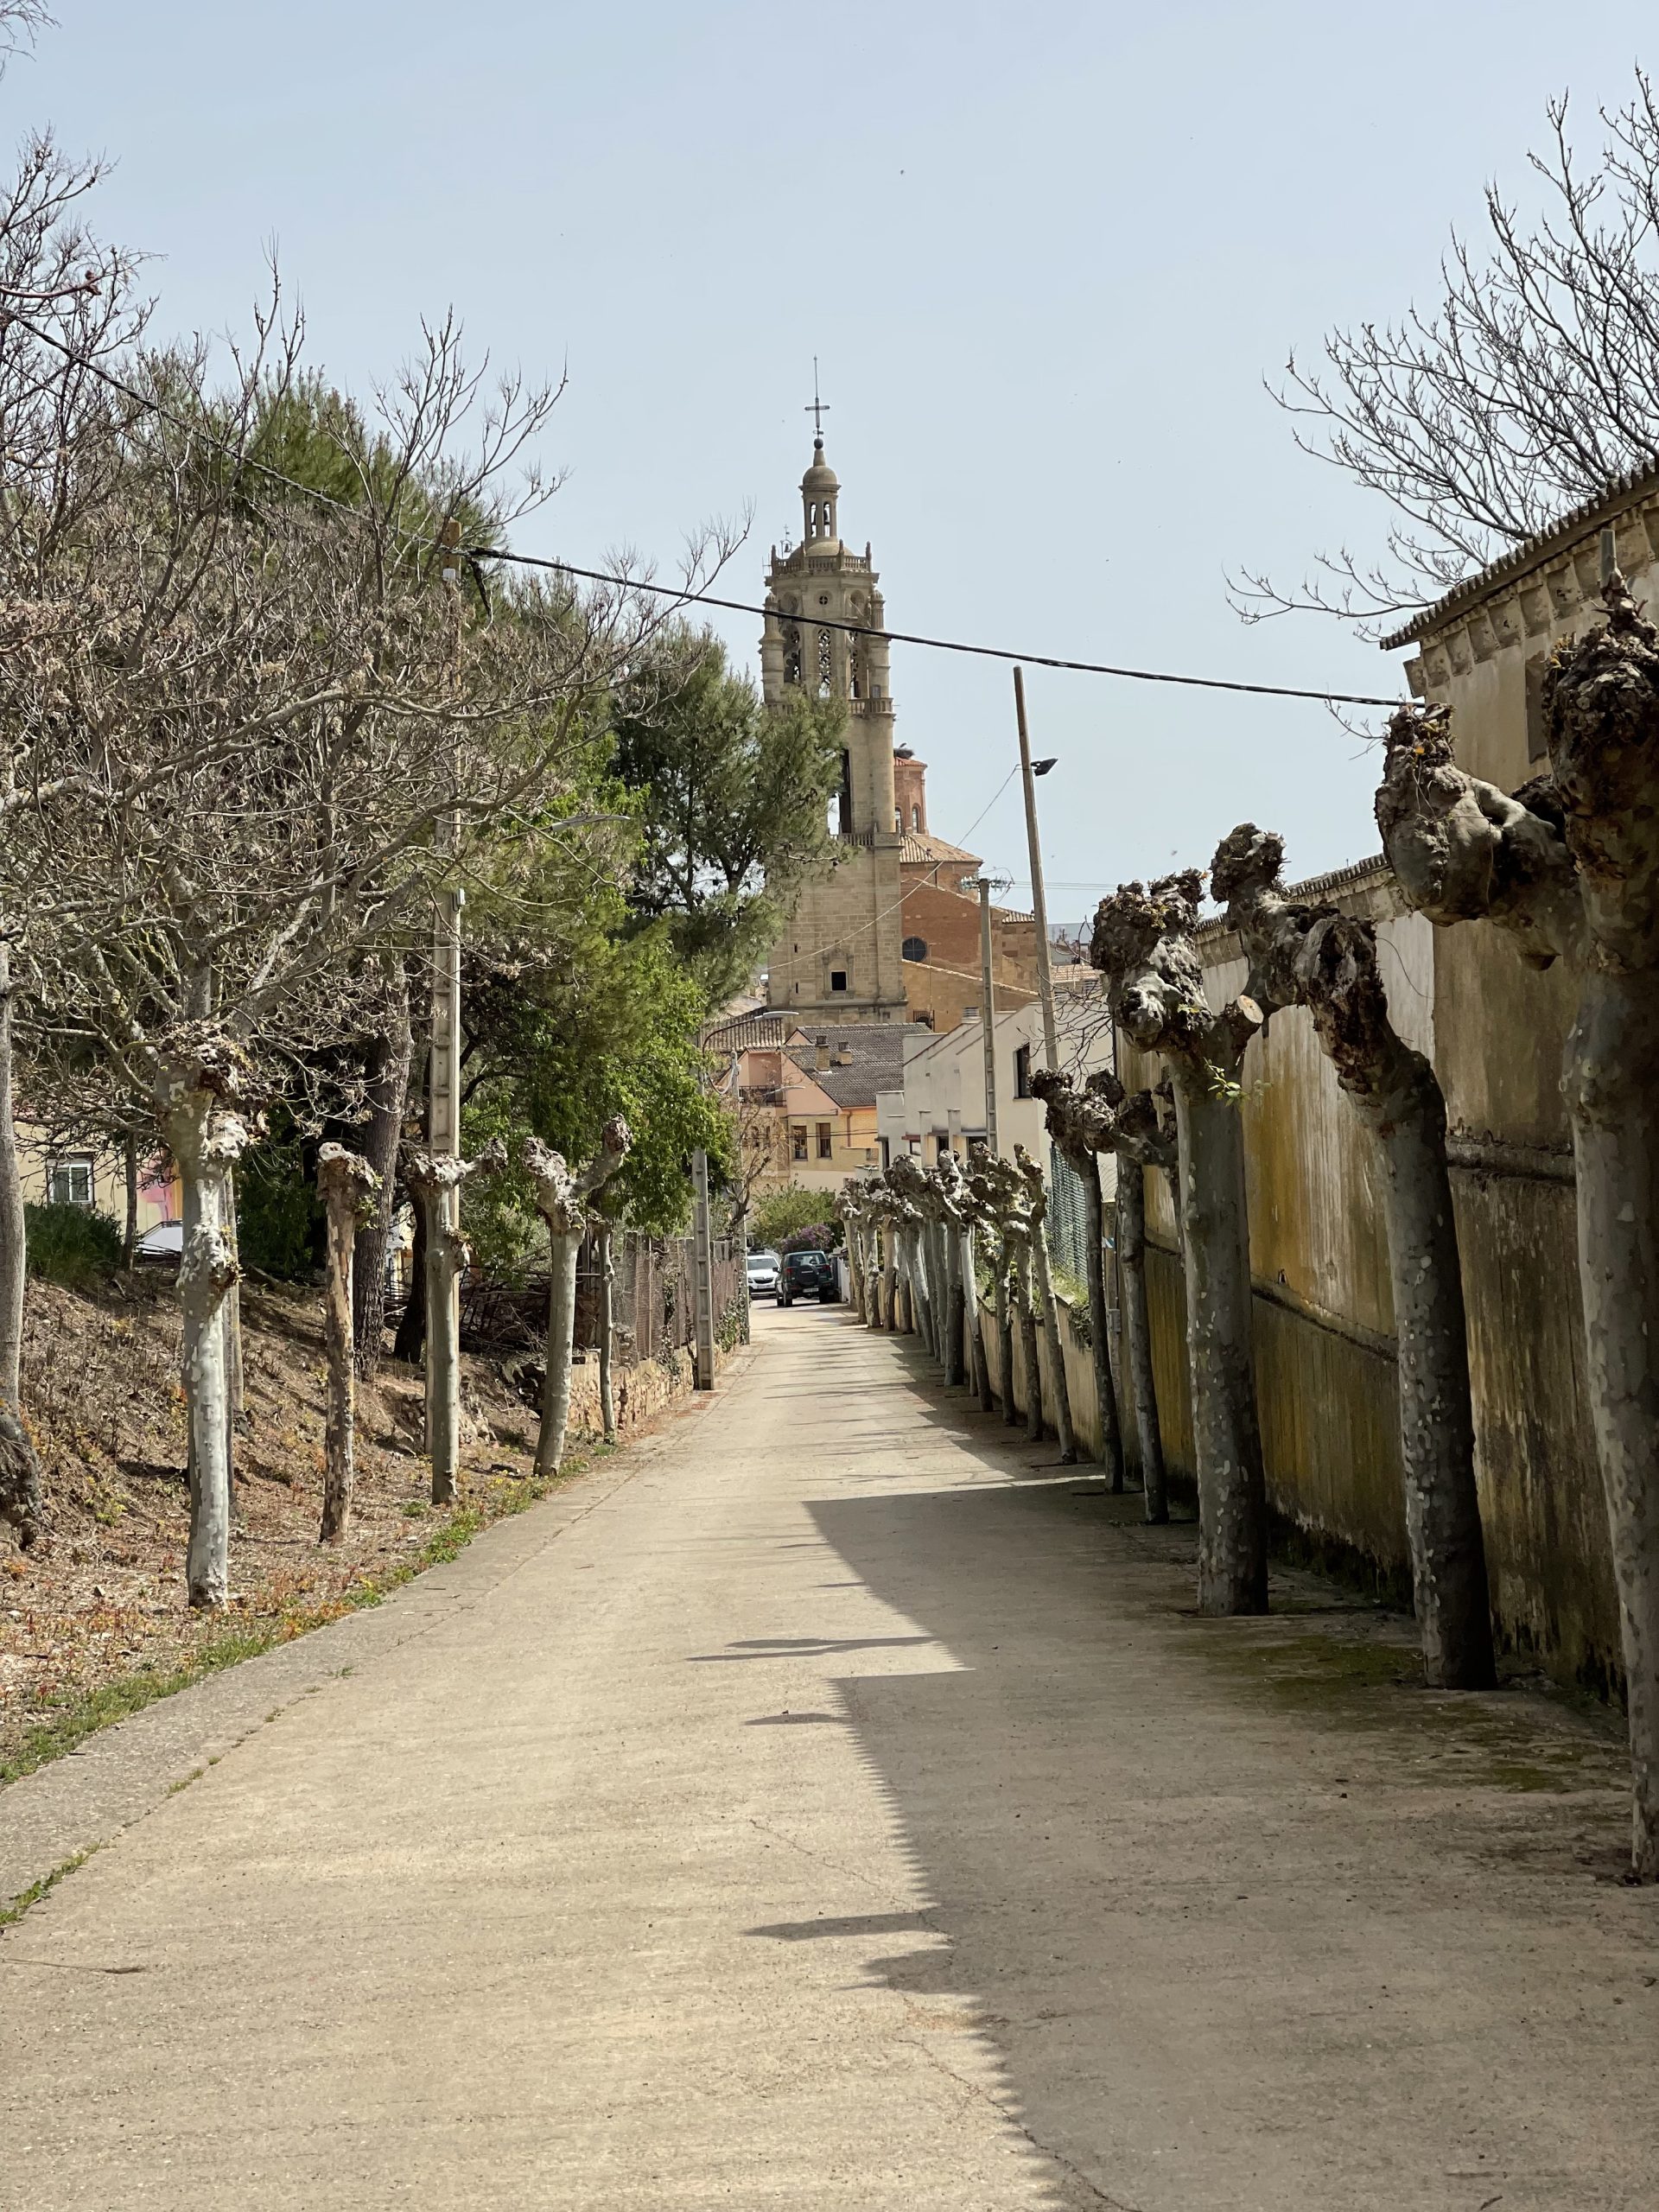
[1113,860,1618,1690]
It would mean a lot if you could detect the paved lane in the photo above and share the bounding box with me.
[3,1304,1657,2209]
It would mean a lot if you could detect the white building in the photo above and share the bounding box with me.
[874,973,1118,1262]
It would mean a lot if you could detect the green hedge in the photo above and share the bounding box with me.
[23,1202,124,1287]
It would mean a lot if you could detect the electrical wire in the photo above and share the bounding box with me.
[3,306,1406,712]
[470,543,1404,709]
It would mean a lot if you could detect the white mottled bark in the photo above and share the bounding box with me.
[1168,1058,1268,1613]
[318,1145,378,1543]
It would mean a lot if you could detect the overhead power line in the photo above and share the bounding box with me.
[469,544,1406,709]
[3,308,1405,714]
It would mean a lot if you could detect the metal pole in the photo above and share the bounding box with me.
[427,516,466,1502]
[976,876,1001,1157]
[732,1050,751,1345]
[1014,665,1061,1075]
[691,1147,717,1390]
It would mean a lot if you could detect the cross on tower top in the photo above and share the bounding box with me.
[804,358,830,442]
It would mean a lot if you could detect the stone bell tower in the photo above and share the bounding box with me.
[761,432,907,1022]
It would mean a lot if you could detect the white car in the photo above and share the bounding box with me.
[746,1249,780,1296]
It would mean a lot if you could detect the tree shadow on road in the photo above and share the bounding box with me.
[770,1456,1650,2212]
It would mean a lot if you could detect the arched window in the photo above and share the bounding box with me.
[911,804,921,830]
[901,936,928,963]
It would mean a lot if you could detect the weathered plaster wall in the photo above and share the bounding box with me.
[1098,860,1620,1693]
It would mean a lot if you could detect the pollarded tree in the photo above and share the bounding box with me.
[1094,1076,1178,1524]
[315,1142,379,1544]
[1014,1145,1077,1465]
[1211,823,1496,1689]
[523,1117,631,1476]
[1376,581,1659,1876]
[886,1154,938,1357]
[1090,874,1268,1614]
[1,312,636,1606]
[1031,1069,1124,1487]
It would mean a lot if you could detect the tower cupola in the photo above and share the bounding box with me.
[802,438,839,543]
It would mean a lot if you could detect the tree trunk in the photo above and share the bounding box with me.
[1080,1161,1125,1488]
[1018,1251,1044,1443]
[1567,970,1659,1879]
[354,969,413,1380]
[597,1221,618,1445]
[0,944,23,1414]
[1357,1065,1496,1688]
[320,1187,357,1543]
[1169,1059,1268,1615]
[175,1154,240,1610]
[122,1129,139,1273]
[1116,1162,1167,1524]
[997,1266,1017,1426]
[908,1227,931,1350]
[537,1228,582,1476]
[881,1228,898,1332]
[1029,1221,1077,1463]
[393,1198,426,1363]
[944,1224,965,1385]
[423,1185,461,1503]
[318,1147,375,1543]
[967,1228,993,1412]
[222,1168,245,1526]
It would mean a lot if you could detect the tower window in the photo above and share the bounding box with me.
[901,936,928,963]
[830,969,849,993]
[818,626,834,693]
[912,804,921,830]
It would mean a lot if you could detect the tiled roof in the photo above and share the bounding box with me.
[900,831,981,868]
[1379,461,1659,651]
[703,1012,791,1052]
[795,1022,934,1109]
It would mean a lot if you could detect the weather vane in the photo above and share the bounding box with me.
[804,358,830,441]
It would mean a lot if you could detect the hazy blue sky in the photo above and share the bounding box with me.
[18,3,1656,915]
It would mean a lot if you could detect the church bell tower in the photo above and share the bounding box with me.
[761,427,907,1022]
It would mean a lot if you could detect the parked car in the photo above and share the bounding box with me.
[777,1249,840,1306]
[746,1249,780,1297]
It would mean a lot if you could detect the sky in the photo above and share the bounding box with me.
[17,2,1657,919]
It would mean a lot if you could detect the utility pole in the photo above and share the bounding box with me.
[1014,665,1061,1075]
[690,1147,717,1390]
[427,517,466,1501]
[976,877,1001,1156]
[731,1050,751,1344]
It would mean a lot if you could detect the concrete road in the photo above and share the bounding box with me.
[3,1305,1659,2210]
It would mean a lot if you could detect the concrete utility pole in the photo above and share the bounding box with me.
[1014,665,1061,1075]
[976,877,1001,1157]
[690,1147,717,1390]
[427,517,467,1501]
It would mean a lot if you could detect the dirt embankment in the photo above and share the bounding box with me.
[3,1272,559,1774]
